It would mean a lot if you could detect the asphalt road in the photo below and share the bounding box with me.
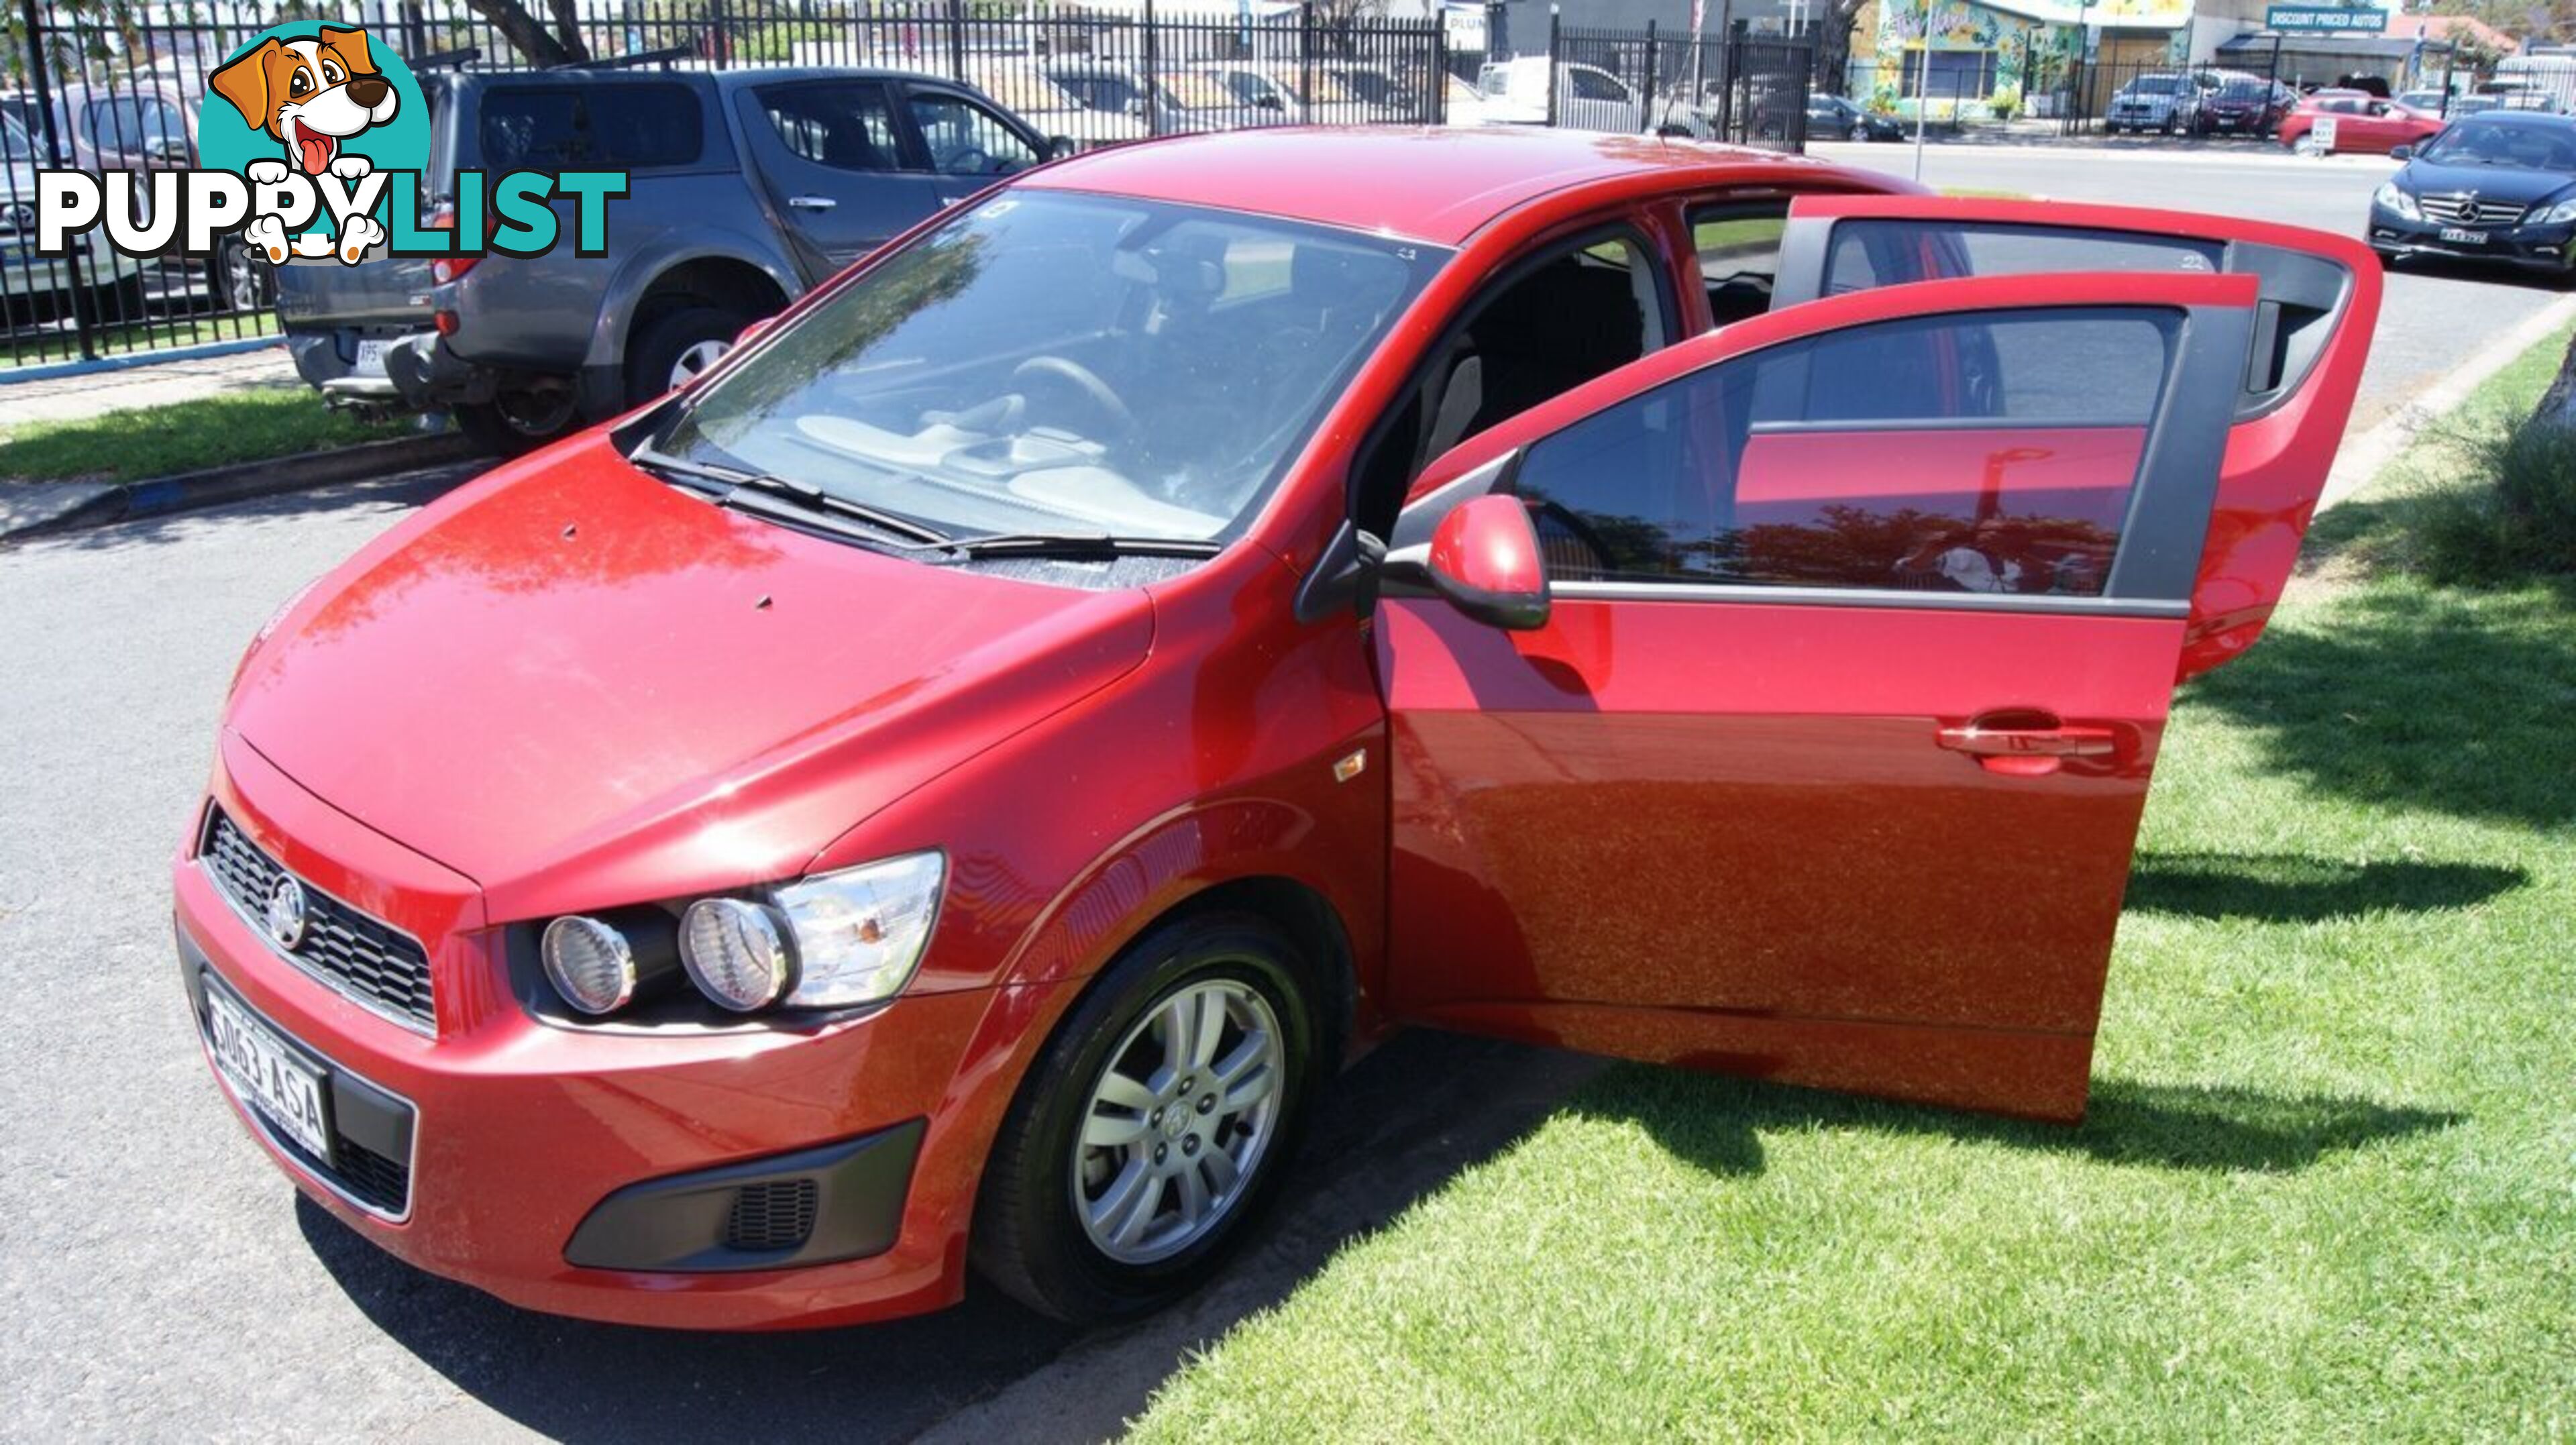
[0,142,2562,1443]
[1808,138,2570,429]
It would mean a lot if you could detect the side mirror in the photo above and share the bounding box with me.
[2389,144,2413,160]
[1402,494,1552,631]
[1254,93,1285,111]
[1047,135,1080,160]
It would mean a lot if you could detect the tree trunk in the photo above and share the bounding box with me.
[544,0,594,64]
[459,0,581,66]
[1813,0,1868,98]
[2539,330,2576,431]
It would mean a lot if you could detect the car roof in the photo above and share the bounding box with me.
[453,65,972,92]
[1022,125,1866,245]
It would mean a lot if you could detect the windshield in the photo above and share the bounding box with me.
[2131,77,2178,95]
[654,191,1440,545]
[2416,119,2576,170]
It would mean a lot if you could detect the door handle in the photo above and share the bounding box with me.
[1936,720,2117,778]
[787,195,838,211]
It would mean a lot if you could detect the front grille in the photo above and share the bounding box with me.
[725,1180,820,1252]
[201,806,437,1032]
[2418,193,2528,227]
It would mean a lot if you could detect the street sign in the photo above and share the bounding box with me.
[2264,5,2389,33]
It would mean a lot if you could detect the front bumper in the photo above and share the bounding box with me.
[2369,207,2576,273]
[175,736,1066,1330]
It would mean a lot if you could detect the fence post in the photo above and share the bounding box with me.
[1299,4,1314,123]
[708,0,731,68]
[17,0,93,362]
[945,0,965,79]
[1432,18,1448,124]
[1142,0,1161,136]
[1639,18,1657,133]
[1544,5,1559,127]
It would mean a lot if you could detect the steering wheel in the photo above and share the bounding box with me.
[945,146,995,174]
[1014,355,1139,438]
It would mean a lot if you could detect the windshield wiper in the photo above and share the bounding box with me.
[918,531,1224,560]
[627,445,952,546]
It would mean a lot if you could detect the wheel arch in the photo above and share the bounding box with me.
[582,244,799,372]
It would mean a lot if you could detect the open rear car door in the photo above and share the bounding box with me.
[1769,195,2383,678]
[1374,244,2376,1122]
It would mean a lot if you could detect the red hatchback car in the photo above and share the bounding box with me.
[177,127,2379,1330]
[2279,89,2447,154]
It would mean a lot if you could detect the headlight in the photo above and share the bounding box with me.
[2541,196,2576,225]
[2373,182,2422,221]
[769,851,946,1008]
[680,898,794,1011]
[540,908,678,1015]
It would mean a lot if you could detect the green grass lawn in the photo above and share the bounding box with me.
[1127,342,2576,1440]
[0,386,402,486]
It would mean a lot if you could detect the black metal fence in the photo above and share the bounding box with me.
[1,0,1452,371]
[1546,19,1813,150]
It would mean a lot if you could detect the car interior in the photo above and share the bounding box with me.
[1350,231,1664,539]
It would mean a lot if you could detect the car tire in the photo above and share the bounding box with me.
[971,912,1331,1324]
[1851,121,1870,142]
[2293,132,2324,156]
[454,388,583,456]
[624,304,753,409]
[206,237,273,316]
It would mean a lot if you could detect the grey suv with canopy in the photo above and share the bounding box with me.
[276,66,1056,453]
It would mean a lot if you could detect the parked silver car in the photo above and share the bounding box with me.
[276,65,1057,453]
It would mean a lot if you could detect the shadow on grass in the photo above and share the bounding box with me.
[1570,1069,2463,1178]
[2125,850,2526,923]
[2182,581,2576,830]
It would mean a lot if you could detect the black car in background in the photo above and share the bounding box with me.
[1810,93,1902,142]
[2369,112,2576,281]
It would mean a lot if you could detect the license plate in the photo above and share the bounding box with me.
[2438,227,2487,245]
[207,988,333,1162]
[352,338,391,377]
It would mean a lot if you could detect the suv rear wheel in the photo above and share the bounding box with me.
[625,305,752,409]
[455,387,582,456]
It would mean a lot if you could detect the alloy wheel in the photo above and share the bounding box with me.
[667,337,731,391]
[1071,977,1281,1265]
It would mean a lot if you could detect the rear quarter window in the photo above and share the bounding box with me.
[478,83,705,170]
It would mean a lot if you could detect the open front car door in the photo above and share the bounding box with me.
[1375,266,2349,1122]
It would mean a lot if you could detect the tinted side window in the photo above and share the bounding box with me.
[761,83,903,172]
[480,85,703,170]
[1507,307,2177,595]
[1825,219,2222,291]
[907,93,1039,176]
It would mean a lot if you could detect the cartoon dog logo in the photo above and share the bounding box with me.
[209,25,396,264]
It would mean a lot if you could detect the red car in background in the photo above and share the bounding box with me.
[2279,89,2448,154]
[176,127,2380,1331]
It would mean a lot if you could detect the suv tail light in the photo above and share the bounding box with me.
[425,204,479,284]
